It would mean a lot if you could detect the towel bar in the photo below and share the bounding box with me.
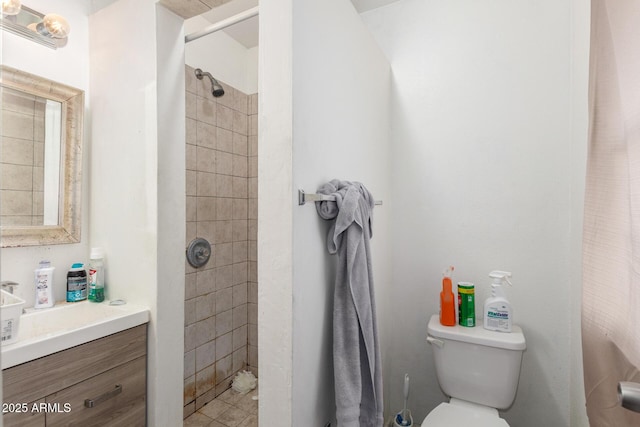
[298,189,383,206]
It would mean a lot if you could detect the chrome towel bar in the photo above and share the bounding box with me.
[298,189,382,206]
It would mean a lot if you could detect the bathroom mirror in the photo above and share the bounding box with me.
[0,65,84,247]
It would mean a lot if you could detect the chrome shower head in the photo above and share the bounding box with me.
[194,68,225,98]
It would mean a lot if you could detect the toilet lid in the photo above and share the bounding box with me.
[421,402,509,427]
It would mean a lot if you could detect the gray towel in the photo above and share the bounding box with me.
[316,180,383,427]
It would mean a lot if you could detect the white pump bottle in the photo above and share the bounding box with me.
[483,270,513,332]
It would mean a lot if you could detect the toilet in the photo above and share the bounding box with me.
[422,314,526,426]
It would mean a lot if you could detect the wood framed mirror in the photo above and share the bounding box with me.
[0,65,84,247]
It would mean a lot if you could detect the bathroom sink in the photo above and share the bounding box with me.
[1,300,149,369]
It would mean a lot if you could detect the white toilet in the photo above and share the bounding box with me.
[422,314,526,426]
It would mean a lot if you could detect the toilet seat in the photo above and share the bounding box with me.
[421,400,510,427]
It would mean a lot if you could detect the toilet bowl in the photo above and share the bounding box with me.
[422,314,526,426]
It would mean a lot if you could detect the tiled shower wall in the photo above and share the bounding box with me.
[184,65,258,417]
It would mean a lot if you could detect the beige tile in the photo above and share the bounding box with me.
[247,177,257,199]
[233,110,247,135]
[184,375,196,406]
[197,97,217,126]
[197,197,216,222]
[216,150,233,176]
[186,222,198,250]
[237,414,258,427]
[215,354,233,385]
[197,172,216,197]
[248,345,258,368]
[236,393,258,415]
[2,88,36,114]
[196,146,216,173]
[216,197,233,220]
[248,199,257,220]
[186,273,198,299]
[233,262,248,286]
[185,298,197,326]
[232,283,247,307]
[186,196,197,222]
[218,387,245,406]
[248,156,257,178]
[249,94,258,115]
[186,118,197,146]
[248,114,258,137]
[233,325,247,352]
[216,287,233,314]
[196,365,216,397]
[232,199,247,220]
[232,305,247,329]
[195,295,212,322]
[216,265,234,290]
[232,177,247,199]
[248,262,257,283]
[196,221,215,248]
[196,268,216,296]
[195,386,218,412]
[33,141,44,166]
[196,340,217,372]
[234,90,248,115]
[32,167,43,192]
[185,324,197,352]
[232,154,247,178]
[215,220,233,245]
[232,220,247,242]
[186,92,197,120]
[197,121,217,149]
[184,401,196,420]
[216,312,233,339]
[218,407,250,427]
[248,323,257,347]
[248,135,258,157]
[195,317,216,348]
[199,398,232,420]
[216,242,233,267]
[217,127,234,153]
[215,83,235,110]
[186,143,197,171]
[186,170,197,196]
[247,282,258,305]
[233,346,247,373]
[217,104,234,131]
[248,221,257,242]
[233,132,248,156]
[248,303,258,325]
[217,174,233,198]
[233,241,248,264]
[185,349,196,379]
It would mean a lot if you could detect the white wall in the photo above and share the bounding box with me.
[362,0,589,425]
[291,0,391,424]
[89,1,184,425]
[185,16,258,95]
[0,0,91,308]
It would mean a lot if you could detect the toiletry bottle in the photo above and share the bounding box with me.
[66,263,87,302]
[440,266,456,326]
[483,270,513,332]
[88,248,105,303]
[34,260,55,309]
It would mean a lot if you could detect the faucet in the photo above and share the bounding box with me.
[1,280,19,294]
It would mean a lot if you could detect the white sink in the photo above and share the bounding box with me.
[1,300,149,369]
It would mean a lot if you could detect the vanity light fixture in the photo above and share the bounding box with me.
[34,13,70,38]
[1,0,21,16]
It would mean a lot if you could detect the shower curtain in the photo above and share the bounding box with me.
[582,0,640,424]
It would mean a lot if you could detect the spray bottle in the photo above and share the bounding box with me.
[483,270,513,332]
[440,266,456,326]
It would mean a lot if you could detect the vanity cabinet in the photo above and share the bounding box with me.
[3,324,147,426]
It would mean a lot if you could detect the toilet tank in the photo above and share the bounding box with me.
[427,314,526,409]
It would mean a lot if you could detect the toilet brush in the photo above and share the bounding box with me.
[394,374,412,426]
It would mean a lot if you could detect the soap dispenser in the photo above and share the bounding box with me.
[483,270,513,332]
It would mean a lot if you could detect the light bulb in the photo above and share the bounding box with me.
[36,13,70,39]
[1,0,21,16]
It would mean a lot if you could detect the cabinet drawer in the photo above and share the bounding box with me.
[3,325,146,404]
[45,355,146,427]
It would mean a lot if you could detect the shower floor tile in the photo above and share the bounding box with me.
[184,385,258,427]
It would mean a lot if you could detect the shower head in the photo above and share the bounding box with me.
[194,68,225,98]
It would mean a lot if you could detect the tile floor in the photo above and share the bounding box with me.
[184,386,258,427]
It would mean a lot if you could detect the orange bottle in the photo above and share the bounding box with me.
[440,266,456,326]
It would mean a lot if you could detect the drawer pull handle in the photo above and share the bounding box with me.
[84,384,122,408]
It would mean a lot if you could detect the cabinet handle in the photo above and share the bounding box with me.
[84,384,122,408]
